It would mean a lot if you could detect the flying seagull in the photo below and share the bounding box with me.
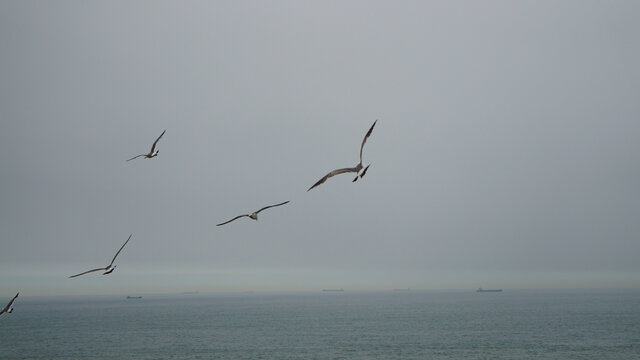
[0,293,19,316]
[126,130,166,161]
[307,120,377,191]
[69,234,132,278]
[216,201,290,226]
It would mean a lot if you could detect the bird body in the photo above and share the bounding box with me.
[127,130,166,161]
[308,120,377,191]
[217,201,290,226]
[353,163,370,182]
[69,234,132,278]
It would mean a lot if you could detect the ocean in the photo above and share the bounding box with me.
[1,290,639,359]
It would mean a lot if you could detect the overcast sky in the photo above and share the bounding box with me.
[1,1,639,296]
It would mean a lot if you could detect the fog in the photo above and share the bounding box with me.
[1,1,639,296]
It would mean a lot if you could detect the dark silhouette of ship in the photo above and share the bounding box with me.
[126,296,142,299]
[476,288,502,293]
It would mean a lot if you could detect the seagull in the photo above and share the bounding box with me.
[216,201,290,226]
[126,130,166,161]
[0,293,19,316]
[307,120,377,191]
[69,234,132,278]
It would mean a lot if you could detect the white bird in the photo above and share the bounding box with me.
[216,201,290,226]
[126,130,166,161]
[307,120,377,191]
[69,234,132,278]
[0,293,19,316]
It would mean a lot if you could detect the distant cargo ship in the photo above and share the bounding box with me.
[476,288,502,293]
[126,296,142,299]
[322,288,344,292]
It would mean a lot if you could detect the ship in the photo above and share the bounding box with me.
[476,288,502,293]
[322,288,344,292]
[126,296,142,299]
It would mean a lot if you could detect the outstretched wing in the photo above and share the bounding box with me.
[307,167,358,191]
[0,292,19,314]
[109,234,132,267]
[150,129,166,153]
[8,292,19,307]
[216,214,249,226]
[126,154,146,162]
[359,120,377,163]
[68,267,108,278]
[255,201,290,214]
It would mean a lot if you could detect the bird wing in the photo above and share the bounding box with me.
[216,214,249,226]
[126,154,146,162]
[108,234,132,267]
[150,129,166,153]
[8,292,18,307]
[307,167,358,191]
[68,267,108,278]
[255,201,290,214]
[359,119,377,163]
[0,293,18,314]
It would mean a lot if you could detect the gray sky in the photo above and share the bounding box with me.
[1,1,639,296]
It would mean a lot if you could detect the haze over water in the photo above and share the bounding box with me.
[1,0,639,297]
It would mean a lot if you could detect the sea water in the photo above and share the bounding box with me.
[1,290,639,359]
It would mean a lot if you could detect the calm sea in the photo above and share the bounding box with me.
[1,290,639,359]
